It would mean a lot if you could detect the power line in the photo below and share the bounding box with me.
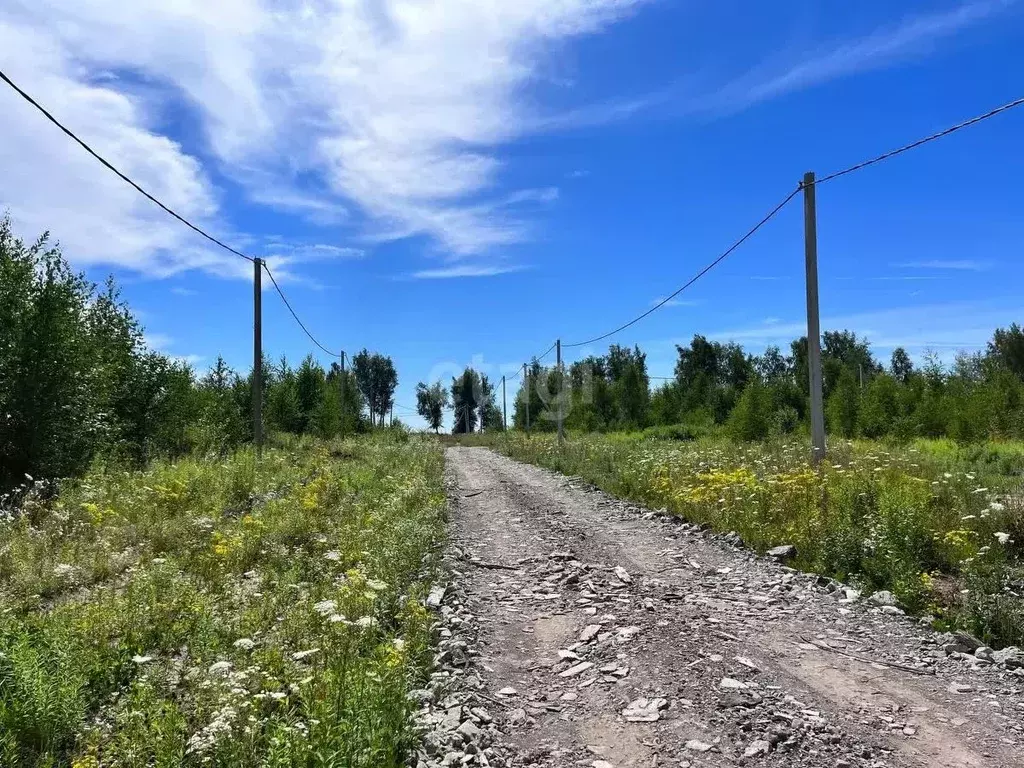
[816,95,1024,185]
[0,67,255,264]
[262,263,342,359]
[563,186,801,348]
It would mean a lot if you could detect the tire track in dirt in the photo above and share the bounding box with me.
[445,446,1024,768]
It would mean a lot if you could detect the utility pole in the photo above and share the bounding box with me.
[502,375,507,431]
[523,363,530,433]
[803,172,826,463]
[556,339,564,445]
[253,258,263,458]
[390,403,394,426]
[339,350,346,427]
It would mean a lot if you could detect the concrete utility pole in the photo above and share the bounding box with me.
[556,339,564,444]
[253,258,263,458]
[523,363,530,433]
[339,350,346,418]
[802,172,826,463]
[502,375,507,431]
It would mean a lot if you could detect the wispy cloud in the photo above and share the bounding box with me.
[410,263,527,280]
[651,296,700,308]
[894,259,994,271]
[547,1,1016,129]
[715,1,1013,113]
[171,286,197,297]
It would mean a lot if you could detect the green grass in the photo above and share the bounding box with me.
[474,432,1024,648]
[0,433,447,767]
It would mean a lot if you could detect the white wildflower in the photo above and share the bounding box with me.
[365,579,387,592]
[989,501,1006,512]
[208,661,233,676]
[313,600,337,616]
[53,563,79,580]
[995,532,1012,545]
[132,655,153,664]
[323,551,341,562]
[355,616,377,629]
[291,648,321,661]
[233,638,256,651]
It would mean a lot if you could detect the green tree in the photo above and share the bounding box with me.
[352,349,398,427]
[859,374,901,439]
[988,323,1024,378]
[728,377,772,440]
[415,381,449,433]
[451,368,481,434]
[295,355,327,433]
[890,347,914,383]
[826,367,860,438]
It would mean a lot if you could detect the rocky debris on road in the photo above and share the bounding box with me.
[440,448,1024,768]
[410,546,511,768]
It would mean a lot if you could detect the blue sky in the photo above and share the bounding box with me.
[1,0,1023,428]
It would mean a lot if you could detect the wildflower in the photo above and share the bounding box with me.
[53,563,79,580]
[313,599,337,616]
[989,501,1006,512]
[355,616,377,629]
[132,655,153,664]
[208,661,233,676]
[324,551,341,562]
[291,648,321,661]
[995,532,1011,545]
[233,638,256,651]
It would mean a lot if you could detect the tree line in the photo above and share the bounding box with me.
[0,220,399,493]
[496,328,1024,442]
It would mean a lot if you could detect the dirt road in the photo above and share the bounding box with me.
[437,446,1024,768]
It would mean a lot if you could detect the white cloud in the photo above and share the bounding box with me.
[548,1,1016,128]
[0,19,245,279]
[411,263,526,279]
[1,0,647,279]
[171,286,197,296]
[651,296,700,308]
[894,259,993,271]
[709,0,1015,114]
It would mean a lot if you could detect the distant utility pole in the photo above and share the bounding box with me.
[523,363,530,433]
[802,172,826,463]
[253,258,263,458]
[556,339,564,445]
[464,402,471,435]
[339,350,346,420]
[501,375,507,431]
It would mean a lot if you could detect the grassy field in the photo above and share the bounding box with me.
[477,432,1024,648]
[0,433,446,767]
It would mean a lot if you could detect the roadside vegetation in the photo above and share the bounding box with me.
[0,217,400,496]
[0,433,446,767]
[478,431,1024,648]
